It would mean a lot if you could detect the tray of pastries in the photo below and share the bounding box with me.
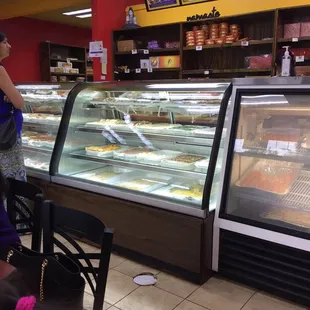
[236,159,301,196]
[23,113,61,125]
[161,154,205,171]
[113,147,154,161]
[85,145,123,158]
[152,180,205,203]
[136,150,182,166]
[73,167,132,184]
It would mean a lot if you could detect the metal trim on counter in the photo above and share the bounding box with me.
[76,126,215,145]
[26,167,51,182]
[70,150,207,179]
[51,175,206,218]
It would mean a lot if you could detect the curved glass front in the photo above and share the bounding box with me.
[57,81,229,211]
[17,83,75,175]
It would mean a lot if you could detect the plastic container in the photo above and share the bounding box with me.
[74,167,132,184]
[137,150,182,166]
[236,159,301,196]
[86,145,123,158]
[245,54,272,69]
[161,154,205,171]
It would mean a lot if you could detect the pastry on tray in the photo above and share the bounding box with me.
[86,145,121,152]
[169,155,204,163]
[170,184,204,199]
[264,209,310,228]
[237,160,300,195]
[121,148,153,155]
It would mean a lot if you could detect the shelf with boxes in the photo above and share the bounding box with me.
[40,42,93,83]
[112,5,310,81]
[113,23,182,80]
[276,6,310,77]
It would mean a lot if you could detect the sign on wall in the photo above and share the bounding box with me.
[181,0,216,5]
[145,0,181,11]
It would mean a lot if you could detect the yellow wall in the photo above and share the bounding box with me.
[129,1,310,27]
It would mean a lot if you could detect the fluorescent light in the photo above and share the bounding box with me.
[63,8,91,16]
[147,83,229,89]
[76,13,92,18]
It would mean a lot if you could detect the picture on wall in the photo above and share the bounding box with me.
[181,0,216,5]
[145,0,181,11]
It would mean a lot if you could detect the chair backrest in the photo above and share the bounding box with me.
[6,178,44,252]
[42,200,114,310]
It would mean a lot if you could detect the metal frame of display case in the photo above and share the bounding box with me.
[212,77,310,307]
[25,80,232,283]
[49,80,231,218]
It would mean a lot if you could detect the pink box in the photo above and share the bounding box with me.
[284,23,301,39]
[301,22,310,37]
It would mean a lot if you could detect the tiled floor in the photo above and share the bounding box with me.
[20,235,308,310]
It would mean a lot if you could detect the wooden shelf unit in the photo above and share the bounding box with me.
[40,42,93,83]
[113,5,310,81]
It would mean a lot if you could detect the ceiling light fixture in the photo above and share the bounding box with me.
[76,13,92,18]
[63,8,91,16]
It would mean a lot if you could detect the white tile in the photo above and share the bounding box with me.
[188,277,254,310]
[116,286,182,310]
[105,270,138,305]
[243,292,307,310]
[114,260,159,278]
[155,272,199,298]
[83,292,111,310]
[109,253,126,269]
[175,300,209,310]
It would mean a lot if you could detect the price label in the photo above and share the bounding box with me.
[296,55,305,62]
[143,49,149,54]
[267,140,297,155]
[131,49,137,54]
[204,70,210,75]
[292,38,299,42]
[234,139,244,152]
[241,41,249,47]
[135,68,141,73]
[147,68,153,73]
[196,46,203,51]
[125,69,130,74]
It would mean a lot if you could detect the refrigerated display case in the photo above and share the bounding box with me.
[50,81,230,217]
[213,77,310,307]
[18,83,76,180]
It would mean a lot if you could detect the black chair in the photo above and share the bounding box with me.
[42,200,114,310]
[6,178,44,252]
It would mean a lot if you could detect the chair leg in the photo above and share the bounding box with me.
[93,230,113,310]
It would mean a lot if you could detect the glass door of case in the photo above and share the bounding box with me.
[220,90,310,236]
[55,81,229,215]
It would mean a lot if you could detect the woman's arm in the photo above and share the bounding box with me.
[0,66,24,109]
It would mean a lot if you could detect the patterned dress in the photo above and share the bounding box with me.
[0,65,26,230]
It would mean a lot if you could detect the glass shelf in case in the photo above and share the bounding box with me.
[53,81,230,216]
[17,83,76,179]
[219,77,310,236]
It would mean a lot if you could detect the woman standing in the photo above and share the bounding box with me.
[0,32,25,182]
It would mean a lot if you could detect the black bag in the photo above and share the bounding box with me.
[0,244,85,309]
[0,106,17,150]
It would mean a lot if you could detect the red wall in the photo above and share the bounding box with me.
[92,0,145,81]
[0,17,92,82]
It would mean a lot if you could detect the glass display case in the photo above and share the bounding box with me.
[216,77,310,237]
[52,81,230,217]
[18,83,76,180]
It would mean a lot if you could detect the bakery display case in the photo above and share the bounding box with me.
[213,77,310,307]
[51,81,230,217]
[18,83,76,180]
